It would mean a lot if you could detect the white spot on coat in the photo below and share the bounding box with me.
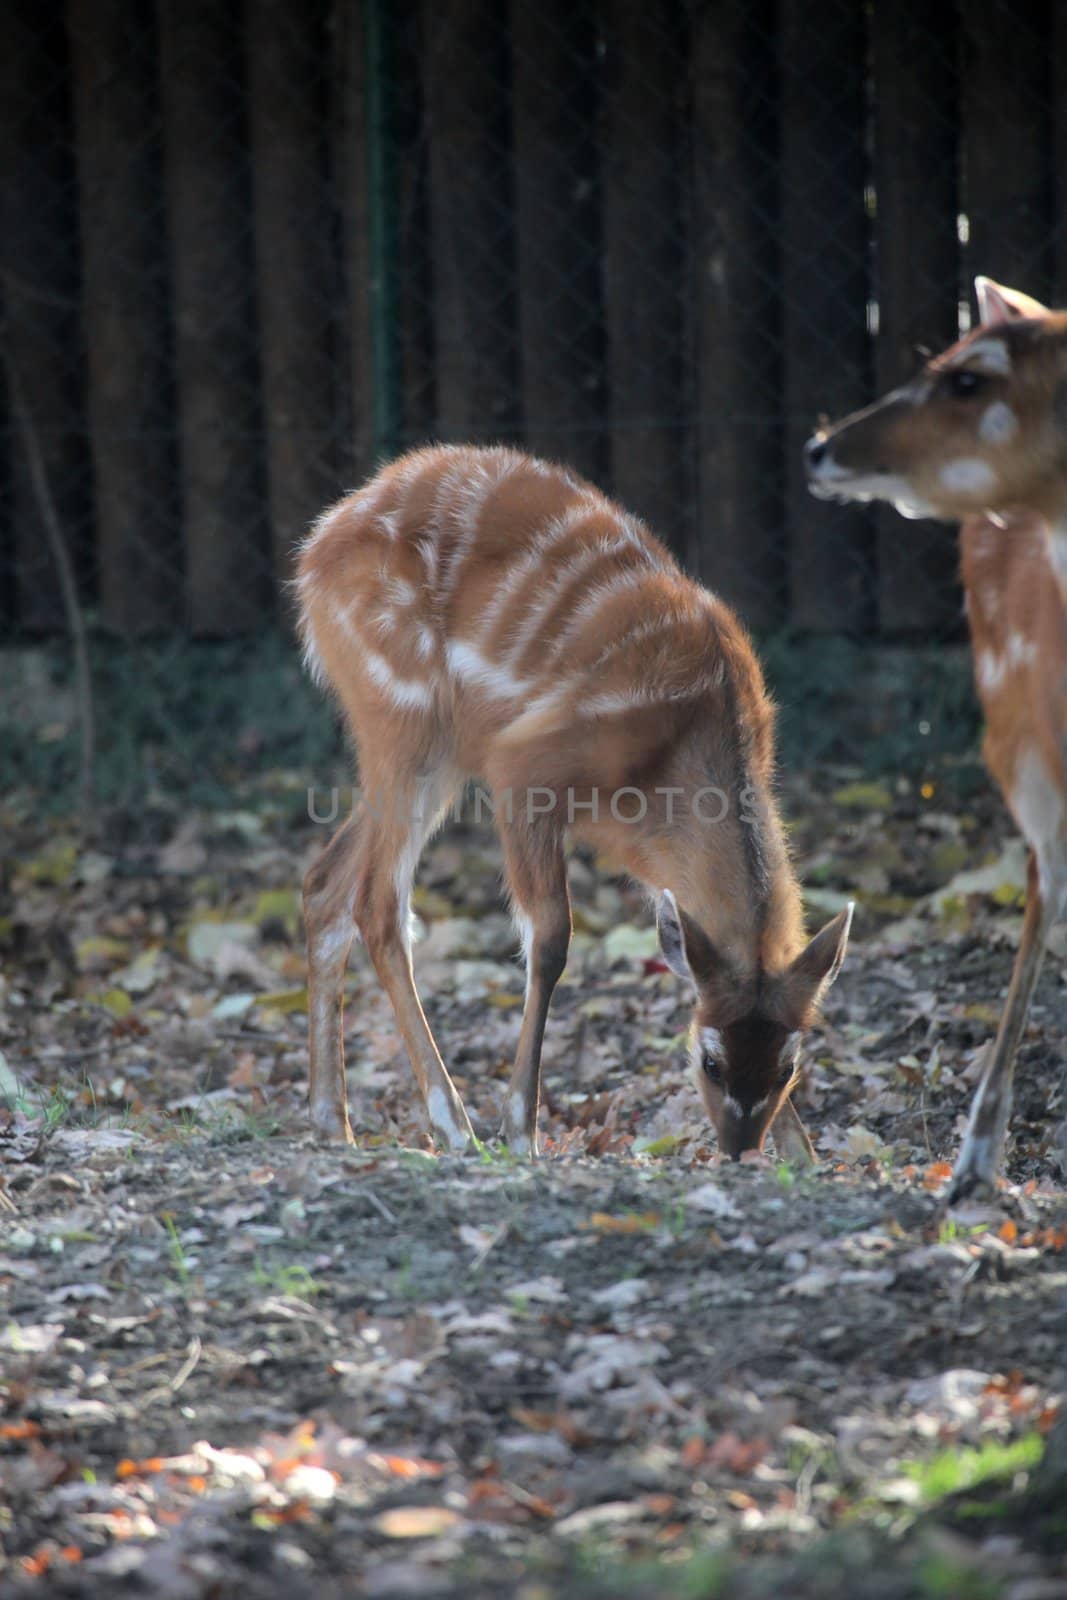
[1049,525,1067,594]
[977,649,1006,692]
[513,911,534,1002]
[939,458,997,495]
[311,913,356,966]
[1011,747,1067,901]
[1006,631,1036,668]
[978,401,1018,444]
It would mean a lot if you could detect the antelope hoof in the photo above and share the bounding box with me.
[426,1087,475,1153]
[309,1106,356,1145]
[947,1128,1001,1204]
[499,1124,537,1159]
[946,1163,997,1205]
[500,1092,538,1157]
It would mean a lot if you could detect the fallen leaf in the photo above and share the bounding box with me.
[586,1211,661,1234]
[373,1506,461,1539]
[254,988,309,1015]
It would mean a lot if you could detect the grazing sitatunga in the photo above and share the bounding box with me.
[297,444,852,1160]
[805,276,1067,1198]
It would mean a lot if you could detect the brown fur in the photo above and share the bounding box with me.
[807,279,1067,1196]
[298,445,849,1158]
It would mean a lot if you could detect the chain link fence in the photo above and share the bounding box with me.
[1,0,1063,804]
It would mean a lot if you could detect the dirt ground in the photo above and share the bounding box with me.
[1,768,1065,1596]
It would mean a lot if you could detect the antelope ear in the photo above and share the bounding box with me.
[785,902,854,1010]
[975,276,1049,326]
[656,890,720,988]
[656,889,692,980]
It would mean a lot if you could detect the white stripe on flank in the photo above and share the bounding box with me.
[501,525,662,668]
[586,612,696,676]
[497,685,567,740]
[383,575,417,607]
[440,456,519,604]
[617,513,664,562]
[301,630,327,688]
[363,652,434,710]
[500,659,721,742]
[502,541,611,665]
[414,622,436,659]
[476,498,603,643]
[416,533,439,587]
[429,459,473,546]
[331,601,434,712]
[548,567,658,660]
[580,677,721,719]
[446,638,529,700]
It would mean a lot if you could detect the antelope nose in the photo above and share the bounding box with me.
[804,434,829,470]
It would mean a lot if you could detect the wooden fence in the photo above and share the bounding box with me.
[0,0,1063,640]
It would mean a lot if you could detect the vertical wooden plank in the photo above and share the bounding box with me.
[333,0,373,485]
[158,0,267,634]
[68,0,178,634]
[599,0,684,547]
[392,9,437,447]
[421,0,517,440]
[962,0,1052,303]
[689,0,782,625]
[0,0,88,632]
[872,0,961,635]
[1054,6,1067,306]
[779,0,871,632]
[246,0,337,594]
[511,0,603,483]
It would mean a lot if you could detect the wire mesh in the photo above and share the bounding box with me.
[1,0,1063,801]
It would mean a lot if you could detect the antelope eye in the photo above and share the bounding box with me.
[701,1053,724,1087]
[945,368,985,398]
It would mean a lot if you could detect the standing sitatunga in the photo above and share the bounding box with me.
[806,276,1067,1198]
